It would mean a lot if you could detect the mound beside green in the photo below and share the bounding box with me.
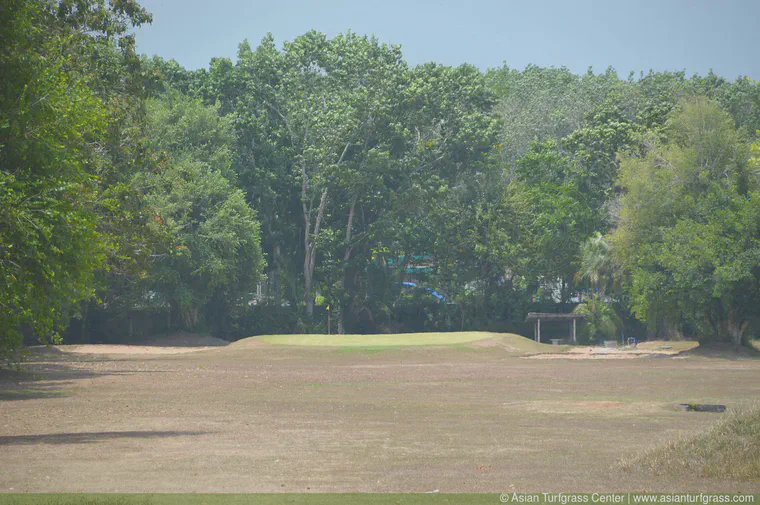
[623,407,760,481]
[232,331,564,353]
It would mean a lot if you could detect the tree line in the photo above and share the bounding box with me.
[2,0,760,364]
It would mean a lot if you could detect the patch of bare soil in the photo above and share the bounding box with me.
[525,346,678,359]
[140,331,229,347]
[53,331,229,355]
[53,344,219,355]
[521,400,667,416]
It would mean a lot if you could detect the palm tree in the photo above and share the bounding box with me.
[573,233,621,342]
[573,300,623,342]
[576,232,612,301]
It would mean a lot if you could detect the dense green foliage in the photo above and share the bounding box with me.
[2,0,759,362]
[613,97,760,346]
[141,93,265,330]
[0,0,151,364]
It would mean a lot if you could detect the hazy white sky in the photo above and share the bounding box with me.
[134,0,759,79]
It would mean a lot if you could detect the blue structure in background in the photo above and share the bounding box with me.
[400,281,446,302]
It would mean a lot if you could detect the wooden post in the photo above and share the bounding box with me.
[537,318,541,343]
[572,318,577,344]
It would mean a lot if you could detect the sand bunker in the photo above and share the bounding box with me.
[524,342,698,360]
[52,331,229,355]
[54,344,221,355]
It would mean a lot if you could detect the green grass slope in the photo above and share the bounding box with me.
[256,331,491,347]
[230,331,566,354]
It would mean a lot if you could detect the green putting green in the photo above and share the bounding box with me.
[257,331,494,347]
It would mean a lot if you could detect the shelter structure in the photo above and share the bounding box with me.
[524,312,586,344]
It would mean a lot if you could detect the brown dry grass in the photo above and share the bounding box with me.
[1,336,759,493]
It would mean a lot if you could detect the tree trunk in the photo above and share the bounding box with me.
[303,254,313,316]
[271,243,281,304]
[168,300,178,332]
[80,302,89,343]
[708,306,750,348]
[336,195,358,335]
[301,144,348,319]
[303,187,328,318]
[727,311,750,348]
[336,306,344,335]
[181,307,199,330]
[301,158,313,317]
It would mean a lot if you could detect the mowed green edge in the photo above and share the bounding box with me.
[0,494,500,505]
[257,331,495,347]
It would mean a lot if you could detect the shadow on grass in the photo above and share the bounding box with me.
[0,351,172,402]
[0,430,208,446]
[677,343,760,361]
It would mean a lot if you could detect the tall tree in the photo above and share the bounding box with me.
[232,32,409,321]
[487,65,620,163]
[142,93,265,330]
[506,139,600,304]
[0,0,151,364]
[613,97,760,346]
